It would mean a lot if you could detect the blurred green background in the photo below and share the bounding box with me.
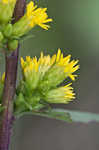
[1,0,99,149]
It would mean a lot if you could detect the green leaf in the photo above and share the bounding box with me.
[45,109,99,123]
[33,110,72,123]
[16,109,99,123]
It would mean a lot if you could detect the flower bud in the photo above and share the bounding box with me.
[44,84,75,104]
[0,0,16,23]
[8,39,18,51]
[0,5,11,23]
[3,23,12,37]
[12,1,52,37]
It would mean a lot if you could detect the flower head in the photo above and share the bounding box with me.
[12,1,52,37]
[21,49,79,91]
[45,83,75,104]
[38,49,79,90]
[26,1,52,29]
[55,49,79,81]
[15,49,79,113]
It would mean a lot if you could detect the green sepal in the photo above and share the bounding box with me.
[14,93,27,114]
[14,92,44,115]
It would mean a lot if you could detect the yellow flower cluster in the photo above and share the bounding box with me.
[26,1,52,29]
[20,49,79,104]
[21,49,79,81]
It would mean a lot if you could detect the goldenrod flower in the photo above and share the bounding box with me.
[45,83,75,104]
[21,49,79,91]
[38,48,79,89]
[21,54,53,80]
[26,1,52,29]
[55,49,79,81]
[12,1,52,37]
[15,49,79,112]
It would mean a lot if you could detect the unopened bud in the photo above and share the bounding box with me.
[8,39,18,51]
[3,24,12,37]
[0,0,17,23]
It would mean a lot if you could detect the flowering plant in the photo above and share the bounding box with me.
[0,1,98,150]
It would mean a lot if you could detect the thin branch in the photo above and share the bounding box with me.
[0,1,26,150]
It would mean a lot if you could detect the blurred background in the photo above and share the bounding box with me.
[0,0,99,149]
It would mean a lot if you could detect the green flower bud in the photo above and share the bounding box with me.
[0,5,12,23]
[0,0,17,23]
[0,31,4,41]
[3,23,12,37]
[8,39,18,51]
[44,84,75,104]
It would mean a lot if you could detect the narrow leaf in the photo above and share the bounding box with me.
[15,109,99,123]
[46,109,99,123]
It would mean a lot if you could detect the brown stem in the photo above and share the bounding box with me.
[0,0,26,150]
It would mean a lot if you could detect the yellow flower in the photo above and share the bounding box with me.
[21,54,52,79]
[26,1,52,29]
[45,83,75,104]
[31,8,52,30]
[21,49,79,81]
[12,1,52,37]
[55,49,79,81]
[21,49,79,92]
[20,50,79,104]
